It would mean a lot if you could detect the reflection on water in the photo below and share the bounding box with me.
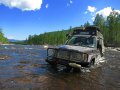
[0,45,120,90]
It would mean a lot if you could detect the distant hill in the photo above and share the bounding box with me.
[8,39,24,42]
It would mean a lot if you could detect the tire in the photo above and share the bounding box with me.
[88,59,95,67]
[65,66,72,72]
[73,68,80,72]
[46,59,58,67]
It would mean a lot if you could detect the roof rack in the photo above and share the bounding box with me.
[71,26,101,36]
[85,26,101,32]
[72,27,84,35]
[66,26,102,38]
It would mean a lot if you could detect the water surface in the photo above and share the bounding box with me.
[0,45,119,90]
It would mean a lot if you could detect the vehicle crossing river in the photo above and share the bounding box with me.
[0,45,119,90]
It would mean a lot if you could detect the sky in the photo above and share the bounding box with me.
[0,0,120,40]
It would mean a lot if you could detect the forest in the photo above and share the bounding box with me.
[0,28,8,44]
[94,10,120,46]
[26,10,120,46]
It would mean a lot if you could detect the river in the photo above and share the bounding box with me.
[0,45,119,90]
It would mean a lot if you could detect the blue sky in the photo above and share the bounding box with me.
[0,0,120,40]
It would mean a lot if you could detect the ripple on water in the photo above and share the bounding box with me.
[0,45,119,90]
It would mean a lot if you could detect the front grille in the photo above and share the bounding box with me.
[57,50,69,60]
[47,48,85,63]
[56,49,83,62]
[70,52,83,61]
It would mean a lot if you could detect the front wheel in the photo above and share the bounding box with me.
[64,66,72,72]
[46,59,58,67]
[88,59,95,67]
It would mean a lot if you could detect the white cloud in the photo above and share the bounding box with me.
[96,7,112,18]
[67,3,70,6]
[84,11,88,14]
[70,0,73,4]
[115,10,120,14]
[67,0,73,6]
[0,0,42,11]
[87,6,96,13]
[96,7,120,18]
[92,17,95,21]
[92,7,120,21]
[45,4,49,9]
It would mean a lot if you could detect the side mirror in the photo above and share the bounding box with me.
[66,34,71,39]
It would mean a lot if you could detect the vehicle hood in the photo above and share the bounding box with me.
[58,45,96,53]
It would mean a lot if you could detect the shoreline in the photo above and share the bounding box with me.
[1,44,120,52]
[106,47,120,52]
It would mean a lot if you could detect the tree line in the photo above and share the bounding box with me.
[94,10,120,46]
[0,28,8,44]
[26,10,120,46]
[26,30,71,45]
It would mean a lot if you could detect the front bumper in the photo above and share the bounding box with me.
[46,48,89,67]
[58,58,89,67]
[46,57,90,67]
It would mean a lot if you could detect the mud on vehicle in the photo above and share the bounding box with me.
[46,26,105,69]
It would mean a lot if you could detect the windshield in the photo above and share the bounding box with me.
[66,36,96,48]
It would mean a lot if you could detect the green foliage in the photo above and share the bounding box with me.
[26,29,72,45]
[84,21,91,27]
[94,10,120,46]
[26,10,120,46]
[93,14,105,28]
[0,28,8,44]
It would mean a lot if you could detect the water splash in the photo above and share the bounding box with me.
[81,67,91,73]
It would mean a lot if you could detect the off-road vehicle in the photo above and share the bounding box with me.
[46,26,105,69]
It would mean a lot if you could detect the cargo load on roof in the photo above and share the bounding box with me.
[72,26,101,35]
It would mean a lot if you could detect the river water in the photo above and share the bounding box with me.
[0,45,119,90]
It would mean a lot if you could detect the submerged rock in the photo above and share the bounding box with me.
[0,55,10,60]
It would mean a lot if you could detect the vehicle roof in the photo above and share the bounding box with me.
[73,35,96,37]
[71,26,103,39]
[73,34,103,39]
[85,26,101,32]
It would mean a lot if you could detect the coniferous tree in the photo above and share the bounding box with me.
[26,11,120,46]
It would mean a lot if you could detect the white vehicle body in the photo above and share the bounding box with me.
[46,26,105,68]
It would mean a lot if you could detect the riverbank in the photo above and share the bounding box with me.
[106,47,120,52]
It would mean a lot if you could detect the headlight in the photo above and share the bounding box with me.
[70,52,88,62]
[83,53,88,61]
[47,48,56,57]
